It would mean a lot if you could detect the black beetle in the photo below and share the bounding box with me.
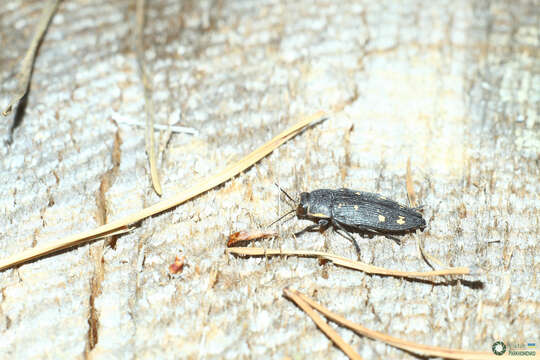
[275,187,426,255]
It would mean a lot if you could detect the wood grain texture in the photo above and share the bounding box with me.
[1,0,538,359]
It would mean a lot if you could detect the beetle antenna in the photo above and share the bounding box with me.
[267,209,295,228]
[274,183,296,204]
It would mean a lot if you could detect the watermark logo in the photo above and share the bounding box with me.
[493,341,506,356]
[493,341,537,356]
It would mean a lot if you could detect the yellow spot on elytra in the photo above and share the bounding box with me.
[378,215,385,222]
[338,203,343,208]
[355,192,361,195]
[354,205,359,210]
[396,216,406,225]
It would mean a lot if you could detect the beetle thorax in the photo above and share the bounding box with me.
[298,191,331,219]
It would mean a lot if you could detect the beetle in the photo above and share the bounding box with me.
[274,187,426,255]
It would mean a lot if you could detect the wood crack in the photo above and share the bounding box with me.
[86,122,122,355]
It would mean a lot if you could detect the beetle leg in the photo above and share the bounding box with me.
[294,219,330,237]
[384,234,401,245]
[332,221,361,258]
[317,219,330,230]
[356,226,402,245]
[363,229,401,245]
[360,227,401,244]
[294,224,319,236]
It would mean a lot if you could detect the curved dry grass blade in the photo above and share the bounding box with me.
[407,160,451,270]
[0,111,325,271]
[293,290,494,360]
[228,247,471,278]
[416,234,449,270]
[135,0,162,195]
[2,0,60,116]
[283,289,363,360]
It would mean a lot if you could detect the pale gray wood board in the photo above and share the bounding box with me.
[0,0,538,359]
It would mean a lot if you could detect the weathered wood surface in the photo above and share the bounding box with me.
[1,0,538,358]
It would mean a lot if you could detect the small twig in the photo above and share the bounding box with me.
[227,230,278,247]
[405,157,417,208]
[287,289,494,360]
[283,289,363,360]
[2,0,60,116]
[228,247,471,278]
[0,111,325,271]
[114,116,198,135]
[135,0,162,195]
